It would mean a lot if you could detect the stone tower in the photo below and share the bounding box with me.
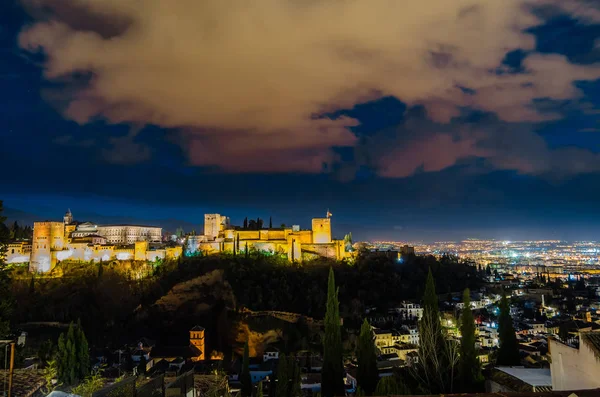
[311,218,332,244]
[204,214,229,240]
[189,326,205,361]
[63,209,73,225]
[31,221,65,273]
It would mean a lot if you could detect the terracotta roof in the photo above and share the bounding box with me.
[0,369,45,397]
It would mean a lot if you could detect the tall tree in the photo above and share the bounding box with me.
[277,355,301,397]
[56,321,89,385]
[275,353,289,397]
[56,333,66,383]
[356,319,378,395]
[374,377,401,395]
[497,293,520,366]
[257,218,264,229]
[459,289,483,392]
[269,216,273,229]
[137,355,147,375]
[66,332,76,384]
[241,341,252,397]
[256,381,264,397]
[76,319,90,379]
[414,268,456,394]
[289,356,302,397]
[321,267,345,397]
[243,217,248,229]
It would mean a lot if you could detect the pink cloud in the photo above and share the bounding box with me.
[18,0,600,173]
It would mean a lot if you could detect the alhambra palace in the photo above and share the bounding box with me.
[5,210,350,272]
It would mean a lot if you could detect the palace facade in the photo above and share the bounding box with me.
[26,210,180,273]
[6,210,350,270]
[186,213,349,262]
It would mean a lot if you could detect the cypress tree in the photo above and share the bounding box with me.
[56,321,90,385]
[76,319,90,379]
[374,377,400,395]
[321,267,345,397]
[245,242,249,259]
[497,292,520,366]
[66,323,77,384]
[241,341,252,397]
[257,381,264,397]
[277,355,301,397]
[56,333,66,382]
[243,217,248,229]
[275,354,289,397]
[356,319,378,395]
[416,268,452,394]
[289,356,301,397]
[459,289,482,392]
[138,355,147,375]
[269,217,273,229]
[66,338,76,385]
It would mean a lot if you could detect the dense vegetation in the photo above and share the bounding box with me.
[0,199,487,394]
[8,249,480,348]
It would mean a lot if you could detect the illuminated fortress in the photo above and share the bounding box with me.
[186,213,350,262]
[7,210,349,271]
[29,210,181,273]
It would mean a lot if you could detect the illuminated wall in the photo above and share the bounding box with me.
[165,246,183,259]
[301,241,346,260]
[311,218,332,244]
[204,214,229,240]
[6,242,31,264]
[187,216,349,262]
[31,221,65,273]
[135,241,149,261]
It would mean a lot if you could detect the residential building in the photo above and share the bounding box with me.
[550,332,600,391]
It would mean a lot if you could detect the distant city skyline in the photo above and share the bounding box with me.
[3,194,600,243]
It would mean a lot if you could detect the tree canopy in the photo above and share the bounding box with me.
[497,292,520,366]
[414,268,456,394]
[321,267,345,397]
[459,288,483,392]
[356,319,378,395]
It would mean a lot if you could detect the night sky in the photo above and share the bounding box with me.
[3,1,600,241]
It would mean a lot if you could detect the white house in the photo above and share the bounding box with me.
[550,332,600,391]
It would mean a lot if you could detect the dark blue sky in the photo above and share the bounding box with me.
[4,1,600,241]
